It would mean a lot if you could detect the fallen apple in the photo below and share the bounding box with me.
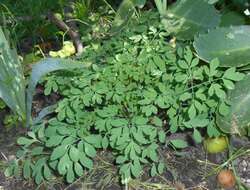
[204,136,228,153]
[217,169,236,189]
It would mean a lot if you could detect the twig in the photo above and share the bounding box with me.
[48,11,83,55]
[0,152,8,161]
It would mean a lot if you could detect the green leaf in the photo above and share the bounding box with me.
[74,162,83,177]
[119,163,131,181]
[84,143,96,158]
[4,166,13,177]
[150,164,157,177]
[111,119,128,127]
[193,128,202,143]
[134,116,148,125]
[27,131,36,139]
[134,0,146,7]
[170,139,188,149]
[46,135,64,147]
[17,137,36,146]
[148,149,158,162]
[208,85,214,96]
[101,136,109,149]
[84,135,102,148]
[207,122,221,137]
[155,0,167,15]
[66,163,75,183]
[220,11,246,27]
[133,131,148,144]
[111,0,135,33]
[0,27,26,119]
[194,26,250,67]
[23,160,31,179]
[219,102,230,116]
[26,58,91,126]
[161,0,220,39]
[158,130,166,143]
[50,145,67,161]
[116,156,127,164]
[69,146,80,162]
[184,47,193,64]
[214,85,226,99]
[35,172,43,185]
[131,159,142,177]
[209,58,219,76]
[142,105,158,116]
[43,164,51,180]
[157,162,165,174]
[216,74,250,135]
[178,60,189,69]
[152,116,162,127]
[207,0,219,4]
[179,92,192,101]
[79,152,93,169]
[191,58,199,67]
[223,67,245,81]
[223,79,235,90]
[58,154,70,175]
[153,55,166,71]
[49,160,58,170]
[183,116,209,128]
[188,104,196,119]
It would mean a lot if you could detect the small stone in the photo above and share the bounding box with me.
[7,155,16,161]
[242,160,247,167]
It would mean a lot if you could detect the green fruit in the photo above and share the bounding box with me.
[49,51,59,58]
[54,13,63,20]
[204,136,228,154]
[57,50,67,58]
[63,41,76,55]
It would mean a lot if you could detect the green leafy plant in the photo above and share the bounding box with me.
[0,99,6,110]
[5,12,245,186]
[0,26,92,125]
[3,114,20,128]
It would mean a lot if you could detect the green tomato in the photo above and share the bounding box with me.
[204,136,228,154]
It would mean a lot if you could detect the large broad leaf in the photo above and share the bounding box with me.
[0,27,26,119]
[194,26,250,67]
[160,0,220,40]
[26,58,92,126]
[154,0,167,15]
[216,74,250,135]
[111,0,146,33]
[220,11,247,27]
[232,0,250,10]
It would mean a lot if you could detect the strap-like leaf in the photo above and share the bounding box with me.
[0,27,26,118]
[26,58,92,126]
